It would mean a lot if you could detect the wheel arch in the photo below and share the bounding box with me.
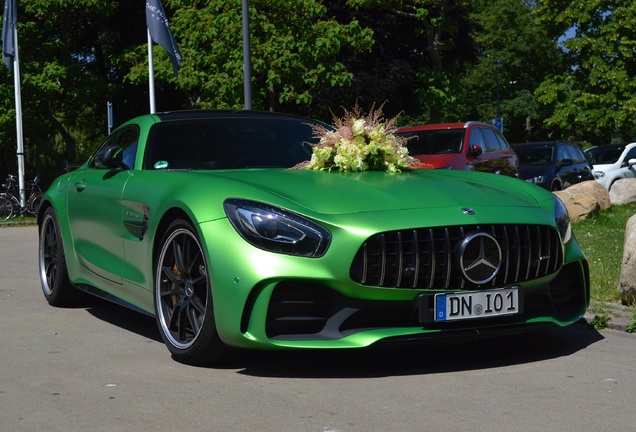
[37,198,53,226]
[151,207,195,266]
[550,178,563,191]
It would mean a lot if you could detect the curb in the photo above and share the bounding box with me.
[584,307,635,333]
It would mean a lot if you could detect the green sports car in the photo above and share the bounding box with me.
[38,110,589,365]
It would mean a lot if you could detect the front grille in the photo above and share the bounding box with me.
[350,224,563,290]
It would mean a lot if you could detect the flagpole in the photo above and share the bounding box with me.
[12,25,24,207]
[147,29,156,114]
[242,0,252,110]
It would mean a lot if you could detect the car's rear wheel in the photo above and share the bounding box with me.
[39,207,86,306]
[154,219,231,365]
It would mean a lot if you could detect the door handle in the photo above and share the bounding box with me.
[74,181,86,192]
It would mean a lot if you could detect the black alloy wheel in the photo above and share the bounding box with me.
[154,219,230,365]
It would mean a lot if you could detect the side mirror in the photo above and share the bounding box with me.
[94,144,126,169]
[468,143,483,157]
[628,158,636,166]
[559,158,573,167]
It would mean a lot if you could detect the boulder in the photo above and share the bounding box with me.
[619,214,636,305]
[553,181,610,222]
[609,178,636,205]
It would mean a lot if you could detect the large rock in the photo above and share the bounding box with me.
[609,178,636,205]
[553,181,610,222]
[619,214,636,305]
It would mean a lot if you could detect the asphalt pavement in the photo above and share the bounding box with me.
[2,225,636,432]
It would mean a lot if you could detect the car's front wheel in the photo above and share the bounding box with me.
[154,219,231,365]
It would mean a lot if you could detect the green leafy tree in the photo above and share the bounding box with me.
[535,1,636,144]
[463,0,564,142]
[0,1,149,185]
[126,0,374,116]
[345,0,473,124]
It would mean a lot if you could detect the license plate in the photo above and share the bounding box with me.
[434,288,520,322]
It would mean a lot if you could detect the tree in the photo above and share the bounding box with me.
[345,0,474,124]
[126,0,374,118]
[0,1,150,185]
[535,1,636,145]
[462,0,565,142]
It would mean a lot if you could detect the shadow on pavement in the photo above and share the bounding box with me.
[83,300,604,378]
[232,322,603,378]
[86,301,162,343]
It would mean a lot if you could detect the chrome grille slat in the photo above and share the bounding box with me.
[350,224,563,290]
[412,230,420,288]
[443,228,452,289]
[379,234,386,286]
[396,231,404,287]
[524,226,532,280]
[427,229,435,289]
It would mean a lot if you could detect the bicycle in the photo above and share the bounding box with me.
[0,174,43,220]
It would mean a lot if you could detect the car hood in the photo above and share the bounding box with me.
[591,162,618,172]
[207,169,544,214]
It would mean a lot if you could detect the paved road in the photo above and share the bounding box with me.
[2,226,636,432]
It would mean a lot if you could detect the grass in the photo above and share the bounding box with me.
[572,202,636,330]
[571,202,636,303]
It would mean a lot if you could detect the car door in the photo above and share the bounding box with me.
[562,144,592,186]
[67,126,139,284]
[555,144,576,188]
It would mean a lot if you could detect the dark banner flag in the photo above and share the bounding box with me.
[2,0,16,70]
[146,0,182,77]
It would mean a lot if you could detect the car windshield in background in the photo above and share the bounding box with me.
[143,117,317,170]
[400,129,464,155]
[514,145,554,164]
[585,145,624,165]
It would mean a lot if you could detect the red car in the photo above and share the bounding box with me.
[394,122,519,177]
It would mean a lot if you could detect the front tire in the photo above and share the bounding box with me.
[154,219,231,365]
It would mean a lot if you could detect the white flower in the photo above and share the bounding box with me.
[351,119,366,136]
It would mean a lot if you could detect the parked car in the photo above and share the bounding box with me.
[393,122,519,177]
[584,143,636,190]
[38,110,588,365]
[512,141,595,191]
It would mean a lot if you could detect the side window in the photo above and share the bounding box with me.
[119,128,140,169]
[557,145,570,161]
[624,147,636,161]
[469,128,485,150]
[565,145,584,163]
[494,129,511,150]
[89,126,139,169]
[479,128,502,152]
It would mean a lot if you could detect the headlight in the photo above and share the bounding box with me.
[527,176,547,185]
[224,199,331,257]
[554,196,572,244]
[594,171,605,179]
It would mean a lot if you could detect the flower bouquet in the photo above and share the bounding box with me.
[294,104,418,173]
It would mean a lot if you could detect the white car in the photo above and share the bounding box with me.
[585,143,636,190]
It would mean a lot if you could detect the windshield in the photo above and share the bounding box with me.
[399,129,464,155]
[585,146,623,165]
[143,117,318,170]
